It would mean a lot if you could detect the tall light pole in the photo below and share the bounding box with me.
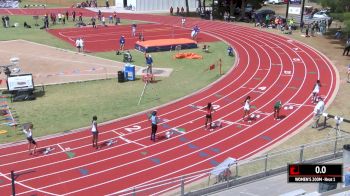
[300,0,306,25]
[285,0,290,19]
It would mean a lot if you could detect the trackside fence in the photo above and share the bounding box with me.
[116,135,350,195]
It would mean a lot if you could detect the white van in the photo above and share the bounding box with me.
[266,0,284,4]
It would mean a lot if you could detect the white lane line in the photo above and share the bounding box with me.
[58,25,312,195]
[3,23,275,191]
[14,24,280,195]
[119,136,146,147]
[16,19,334,196]
[6,22,334,194]
[57,144,65,152]
[5,9,13,15]
[112,130,124,136]
[0,172,59,196]
[0,24,252,160]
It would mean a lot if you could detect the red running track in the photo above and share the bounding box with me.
[0,13,338,195]
[48,23,219,52]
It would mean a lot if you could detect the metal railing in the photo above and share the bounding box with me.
[117,135,350,195]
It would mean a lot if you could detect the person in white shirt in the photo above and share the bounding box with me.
[79,38,84,52]
[242,96,251,122]
[23,124,37,155]
[312,97,325,128]
[102,15,106,27]
[75,38,81,52]
[181,17,186,27]
[91,115,99,149]
[312,80,321,103]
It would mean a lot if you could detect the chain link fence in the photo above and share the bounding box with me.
[116,135,350,195]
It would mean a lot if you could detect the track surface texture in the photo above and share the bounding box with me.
[0,10,337,196]
[48,23,219,52]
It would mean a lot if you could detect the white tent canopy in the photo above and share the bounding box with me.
[115,0,198,12]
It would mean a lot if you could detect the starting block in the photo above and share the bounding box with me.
[165,131,173,139]
[284,106,294,110]
[43,147,55,155]
[211,120,223,129]
[106,139,116,146]
[249,114,260,121]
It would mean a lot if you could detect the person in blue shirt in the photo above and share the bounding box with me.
[191,25,200,40]
[119,35,125,51]
[149,111,158,142]
[227,46,233,56]
[145,53,153,74]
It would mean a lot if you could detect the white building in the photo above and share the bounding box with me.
[115,0,198,12]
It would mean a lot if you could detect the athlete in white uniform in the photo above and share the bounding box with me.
[23,124,37,155]
[91,115,99,149]
[242,96,251,121]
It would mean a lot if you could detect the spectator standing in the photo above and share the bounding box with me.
[76,38,81,52]
[119,35,125,51]
[2,16,6,28]
[113,11,117,21]
[343,38,350,56]
[300,20,304,33]
[101,15,106,26]
[145,53,153,74]
[58,13,62,23]
[65,10,69,21]
[170,6,173,15]
[62,13,66,24]
[181,7,184,16]
[138,32,144,41]
[72,10,76,22]
[176,7,180,15]
[305,24,310,37]
[108,15,113,24]
[312,98,325,128]
[79,38,84,52]
[4,15,9,28]
[312,80,321,104]
[23,124,38,155]
[98,10,102,21]
[78,12,83,22]
[91,16,96,28]
[227,46,233,56]
[131,23,137,36]
[181,17,186,27]
[44,14,49,29]
[265,14,270,26]
[105,0,109,8]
